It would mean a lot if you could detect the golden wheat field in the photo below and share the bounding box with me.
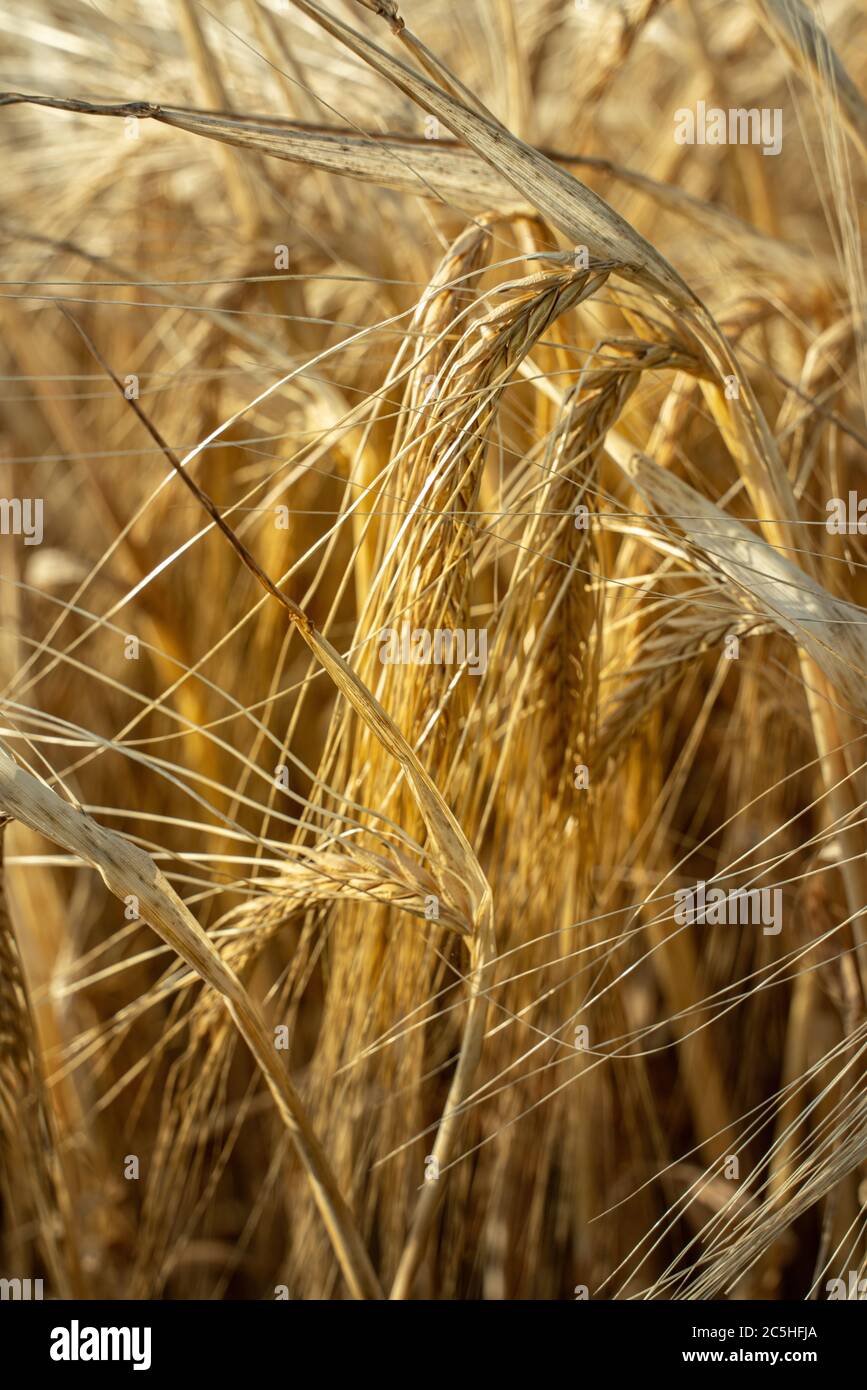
[0,0,865,1308]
